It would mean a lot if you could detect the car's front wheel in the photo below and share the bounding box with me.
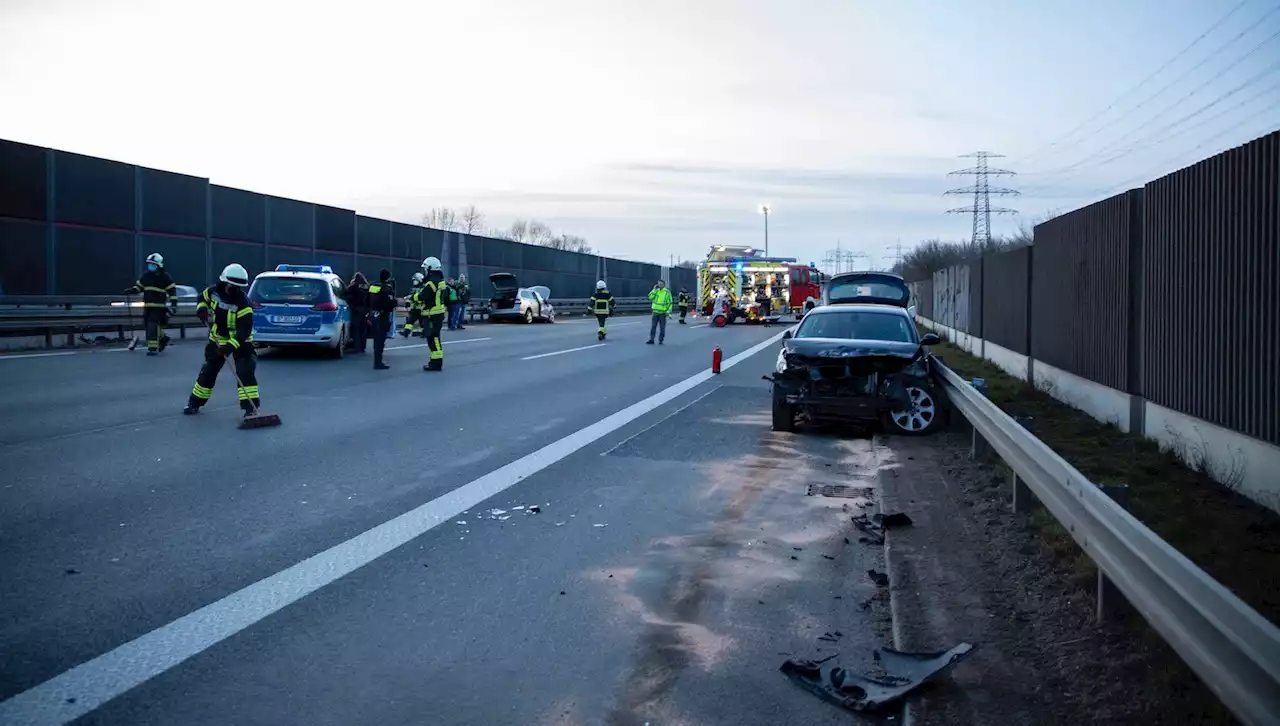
[884,385,940,435]
[771,386,795,433]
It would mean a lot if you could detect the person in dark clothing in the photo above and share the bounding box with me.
[755,287,772,327]
[419,257,446,371]
[677,287,691,324]
[456,275,471,330]
[183,263,259,416]
[124,252,178,355]
[591,280,615,341]
[346,272,370,353]
[368,269,396,370]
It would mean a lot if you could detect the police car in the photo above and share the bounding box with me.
[248,264,351,358]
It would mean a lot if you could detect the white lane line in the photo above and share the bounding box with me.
[0,327,791,726]
[386,337,492,351]
[520,343,606,361]
[599,384,723,457]
[0,351,77,361]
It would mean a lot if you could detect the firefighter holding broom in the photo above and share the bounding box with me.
[124,252,177,355]
[182,263,280,428]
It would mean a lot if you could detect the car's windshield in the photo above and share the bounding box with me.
[794,311,915,342]
[250,277,330,304]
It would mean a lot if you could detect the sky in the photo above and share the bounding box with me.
[1,0,1276,271]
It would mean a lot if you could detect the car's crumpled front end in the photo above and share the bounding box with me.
[769,339,931,423]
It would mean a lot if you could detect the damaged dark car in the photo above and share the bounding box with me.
[768,273,941,435]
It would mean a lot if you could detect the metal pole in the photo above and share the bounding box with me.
[764,208,769,256]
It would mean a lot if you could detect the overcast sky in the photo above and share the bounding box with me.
[2,0,1276,270]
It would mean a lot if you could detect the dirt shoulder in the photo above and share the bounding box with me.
[880,432,1240,725]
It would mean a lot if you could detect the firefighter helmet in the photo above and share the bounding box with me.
[596,280,606,290]
[145,252,164,268]
[219,263,250,287]
[412,272,425,285]
[421,256,441,272]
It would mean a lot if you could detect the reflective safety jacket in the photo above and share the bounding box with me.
[369,280,397,314]
[648,287,673,314]
[406,282,424,312]
[591,289,615,315]
[127,269,177,309]
[677,291,691,306]
[421,278,446,315]
[196,284,254,349]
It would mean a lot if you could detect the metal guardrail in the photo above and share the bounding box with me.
[933,357,1280,726]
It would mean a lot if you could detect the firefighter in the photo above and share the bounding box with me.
[677,287,691,324]
[401,271,425,337]
[124,252,177,355]
[420,257,447,371]
[591,280,615,341]
[368,269,396,370]
[183,263,259,417]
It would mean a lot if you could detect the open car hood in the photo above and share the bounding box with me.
[782,338,923,375]
[489,272,519,295]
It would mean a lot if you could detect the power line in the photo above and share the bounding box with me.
[1027,21,1280,186]
[1015,0,1253,168]
[1090,112,1279,198]
[944,152,1019,245]
[1023,56,1280,193]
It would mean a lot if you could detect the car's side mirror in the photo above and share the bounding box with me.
[919,333,940,346]
[782,330,792,340]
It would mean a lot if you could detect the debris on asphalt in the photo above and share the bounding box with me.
[779,643,976,712]
[555,522,566,527]
[844,537,852,545]
[793,547,803,551]
[790,556,799,560]
[822,554,836,560]
[593,523,608,528]
[851,515,884,545]
[528,505,541,514]
[488,509,507,517]
[64,568,79,575]
[455,521,467,525]
[867,569,889,587]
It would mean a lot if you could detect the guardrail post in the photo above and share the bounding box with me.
[1010,416,1040,513]
[1097,483,1134,623]
[967,378,991,459]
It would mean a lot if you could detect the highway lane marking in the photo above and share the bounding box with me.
[599,384,723,457]
[386,337,493,351]
[520,343,607,360]
[0,327,792,726]
[0,351,78,361]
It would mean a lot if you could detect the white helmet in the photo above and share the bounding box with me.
[219,263,250,287]
[146,252,164,268]
[411,271,425,285]
[421,256,441,272]
[596,280,606,290]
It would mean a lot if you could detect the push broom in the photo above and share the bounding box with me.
[225,353,282,429]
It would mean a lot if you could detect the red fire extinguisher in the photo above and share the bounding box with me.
[712,346,722,374]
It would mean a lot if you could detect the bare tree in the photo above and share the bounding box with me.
[421,207,459,231]
[527,221,554,246]
[547,234,593,254]
[505,219,530,243]
[460,205,485,235]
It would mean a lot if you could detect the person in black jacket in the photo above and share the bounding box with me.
[124,252,178,355]
[367,269,396,370]
[677,287,691,324]
[346,272,370,353]
[183,264,258,417]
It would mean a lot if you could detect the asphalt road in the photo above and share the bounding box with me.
[0,315,898,725]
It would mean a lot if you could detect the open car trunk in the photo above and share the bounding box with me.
[489,272,519,307]
[824,272,911,307]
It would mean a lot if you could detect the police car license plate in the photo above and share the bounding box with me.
[272,315,306,325]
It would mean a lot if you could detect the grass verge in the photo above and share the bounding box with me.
[928,335,1280,721]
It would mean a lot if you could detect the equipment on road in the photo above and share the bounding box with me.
[712,346,722,374]
[696,245,825,325]
[227,353,281,429]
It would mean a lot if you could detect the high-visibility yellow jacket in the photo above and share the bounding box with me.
[649,287,673,314]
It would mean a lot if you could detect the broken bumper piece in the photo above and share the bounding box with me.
[779,642,976,712]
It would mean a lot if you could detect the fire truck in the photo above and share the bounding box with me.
[696,245,827,326]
